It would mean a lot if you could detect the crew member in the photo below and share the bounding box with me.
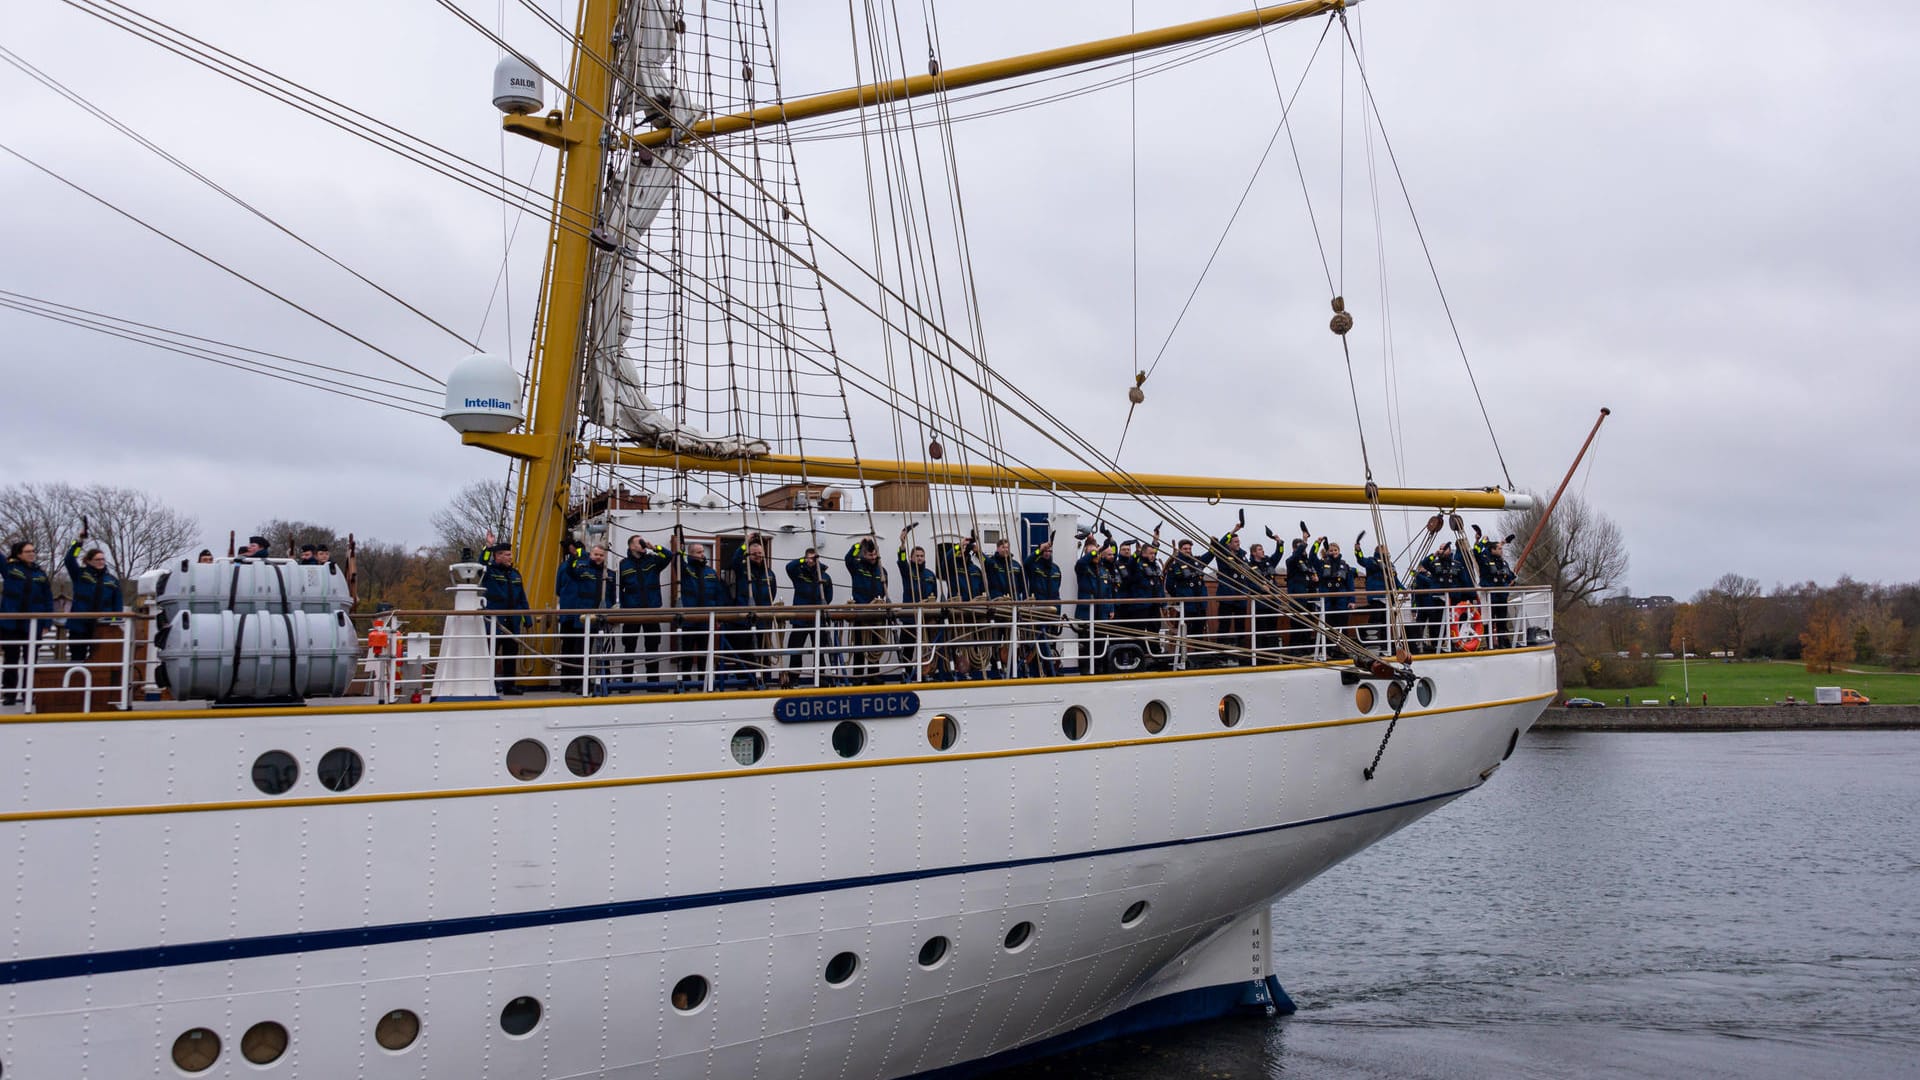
[937,535,990,679]
[618,534,671,680]
[1209,528,1252,661]
[1474,530,1517,648]
[1283,532,1321,657]
[1318,539,1357,655]
[2,541,53,703]
[1021,537,1063,677]
[675,540,728,684]
[297,544,319,566]
[481,541,529,694]
[983,538,1026,677]
[63,532,121,665]
[784,547,835,684]
[895,530,939,679]
[1164,538,1211,640]
[1073,535,1120,673]
[1354,531,1399,647]
[556,542,611,689]
[730,538,780,685]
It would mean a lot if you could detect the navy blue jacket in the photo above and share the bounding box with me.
[844,544,889,604]
[1121,554,1165,602]
[1319,554,1357,613]
[1074,551,1119,620]
[1211,535,1253,600]
[1284,543,1320,595]
[557,552,611,611]
[983,552,1026,600]
[63,541,122,635]
[677,552,729,608]
[1,556,54,635]
[1474,543,1515,592]
[785,558,835,607]
[1357,551,1398,595]
[938,542,988,602]
[732,553,779,608]
[618,544,671,608]
[896,548,938,603]
[1165,552,1208,600]
[480,557,529,633]
[1022,554,1061,602]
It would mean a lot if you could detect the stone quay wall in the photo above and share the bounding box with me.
[1534,705,1920,732]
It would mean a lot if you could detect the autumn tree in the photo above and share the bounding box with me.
[1799,602,1853,674]
[1669,602,1702,657]
[1699,573,1762,657]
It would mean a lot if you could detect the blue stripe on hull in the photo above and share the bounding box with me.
[2,785,1472,985]
[908,975,1296,1079]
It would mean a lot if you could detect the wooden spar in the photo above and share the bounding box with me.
[1515,407,1611,571]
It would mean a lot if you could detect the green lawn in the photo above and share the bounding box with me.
[1584,659,1920,707]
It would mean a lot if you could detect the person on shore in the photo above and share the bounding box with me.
[2,540,54,703]
[784,548,835,685]
[618,534,671,680]
[63,532,121,665]
[481,541,529,695]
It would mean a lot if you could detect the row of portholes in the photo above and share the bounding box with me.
[1353,678,1438,715]
[168,1008,428,1072]
[1062,695,1245,743]
[250,736,608,796]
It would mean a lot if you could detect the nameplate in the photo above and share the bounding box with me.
[775,691,921,723]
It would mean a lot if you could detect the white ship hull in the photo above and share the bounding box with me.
[1,648,1551,1077]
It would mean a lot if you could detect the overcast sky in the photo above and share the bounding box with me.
[3,0,1916,597]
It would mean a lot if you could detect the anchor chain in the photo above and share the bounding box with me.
[1362,670,1418,781]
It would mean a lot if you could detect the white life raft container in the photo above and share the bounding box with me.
[154,557,353,618]
[157,608,360,701]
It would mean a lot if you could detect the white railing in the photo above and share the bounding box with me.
[0,586,1554,711]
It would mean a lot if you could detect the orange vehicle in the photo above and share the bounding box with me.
[1815,686,1871,705]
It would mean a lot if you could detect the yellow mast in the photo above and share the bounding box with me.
[500,0,618,607]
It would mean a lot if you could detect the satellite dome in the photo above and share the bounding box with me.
[493,55,544,115]
[441,353,524,434]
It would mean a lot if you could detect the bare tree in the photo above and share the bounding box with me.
[254,519,340,560]
[1500,493,1629,614]
[1698,573,1762,657]
[431,479,510,557]
[1,482,198,580]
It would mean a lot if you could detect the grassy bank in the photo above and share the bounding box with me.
[1580,659,1920,707]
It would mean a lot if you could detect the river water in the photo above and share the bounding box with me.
[991,730,1920,1078]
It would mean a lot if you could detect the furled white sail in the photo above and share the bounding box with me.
[582,0,769,459]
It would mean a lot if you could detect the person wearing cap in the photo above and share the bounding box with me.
[728,538,780,686]
[936,535,990,680]
[1208,528,1252,662]
[1164,538,1211,640]
[240,535,272,559]
[1411,544,1454,653]
[894,530,937,680]
[556,542,611,690]
[982,538,1026,678]
[783,547,835,685]
[617,534,671,681]
[61,530,122,666]
[297,544,319,566]
[1354,531,1398,647]
[1073,533,1119,674]
[1474,531,1517,648]
[314,543,333,566]
[196,550,215,564]
[1283,533,1322,658]
[673,538,728,686]
[1317,539,1358,655]
[481,541,529,694]
[2,539,54,703]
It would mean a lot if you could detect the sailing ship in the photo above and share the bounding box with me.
[0,0,1555,1076]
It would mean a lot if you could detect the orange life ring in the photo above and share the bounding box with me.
[1451,601,1484,652]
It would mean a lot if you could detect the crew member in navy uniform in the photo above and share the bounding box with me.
[937,535,990,679]
[674,538,729,685]
[1354,531,1399,647]
[842,535,889,683]
[1208,524,1252,662]
[297,544,319,566]
[729,538,780,686]
[1021,537,1063,677]
[617,534,671,680]
[1412,544,1455,653]
[1073,534,1120,673]
[481,541,529,694]
[63,532,121,666]
[557,542,611,690]
[784,547,835,685]
[983,537,1026,677]
[1246,530,1284,654]
[1122,535,1167,643]
[1164,538,1211,641]
[1473,528,1518,648]
[1,540,53,704]
[240,535,272,559]
[895,529,938,680]
[1317,539,1358,657]
[1283,527,1321,657]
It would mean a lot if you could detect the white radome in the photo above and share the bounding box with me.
[492,54,544,115]
[441,352,525,434]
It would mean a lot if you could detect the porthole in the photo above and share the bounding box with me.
[1387,682,1408,711]
[506,738,548,781]
[316,747,363,792]
[825,951,860,986]
[1003,921,1035,952]
[374,1009,420,1051]
[1218,694,1243,728]
[564,735,605,777]
[671,975,710,1013]
[927,713,959,751]
[1142,700,1168,734]
[731,726,766,766]
[251,750,298,795]
[1416,678,1436,707]
[1355,684,1376,714]
[1121,900,1150,927]
[240,1020,288,1065]
[831,721,865,759]
[500,996,542,1037]
[1504,728,1520,761]
[171,1027,220,1072]
[1061,705,1090,741]
[917,935,951,969]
